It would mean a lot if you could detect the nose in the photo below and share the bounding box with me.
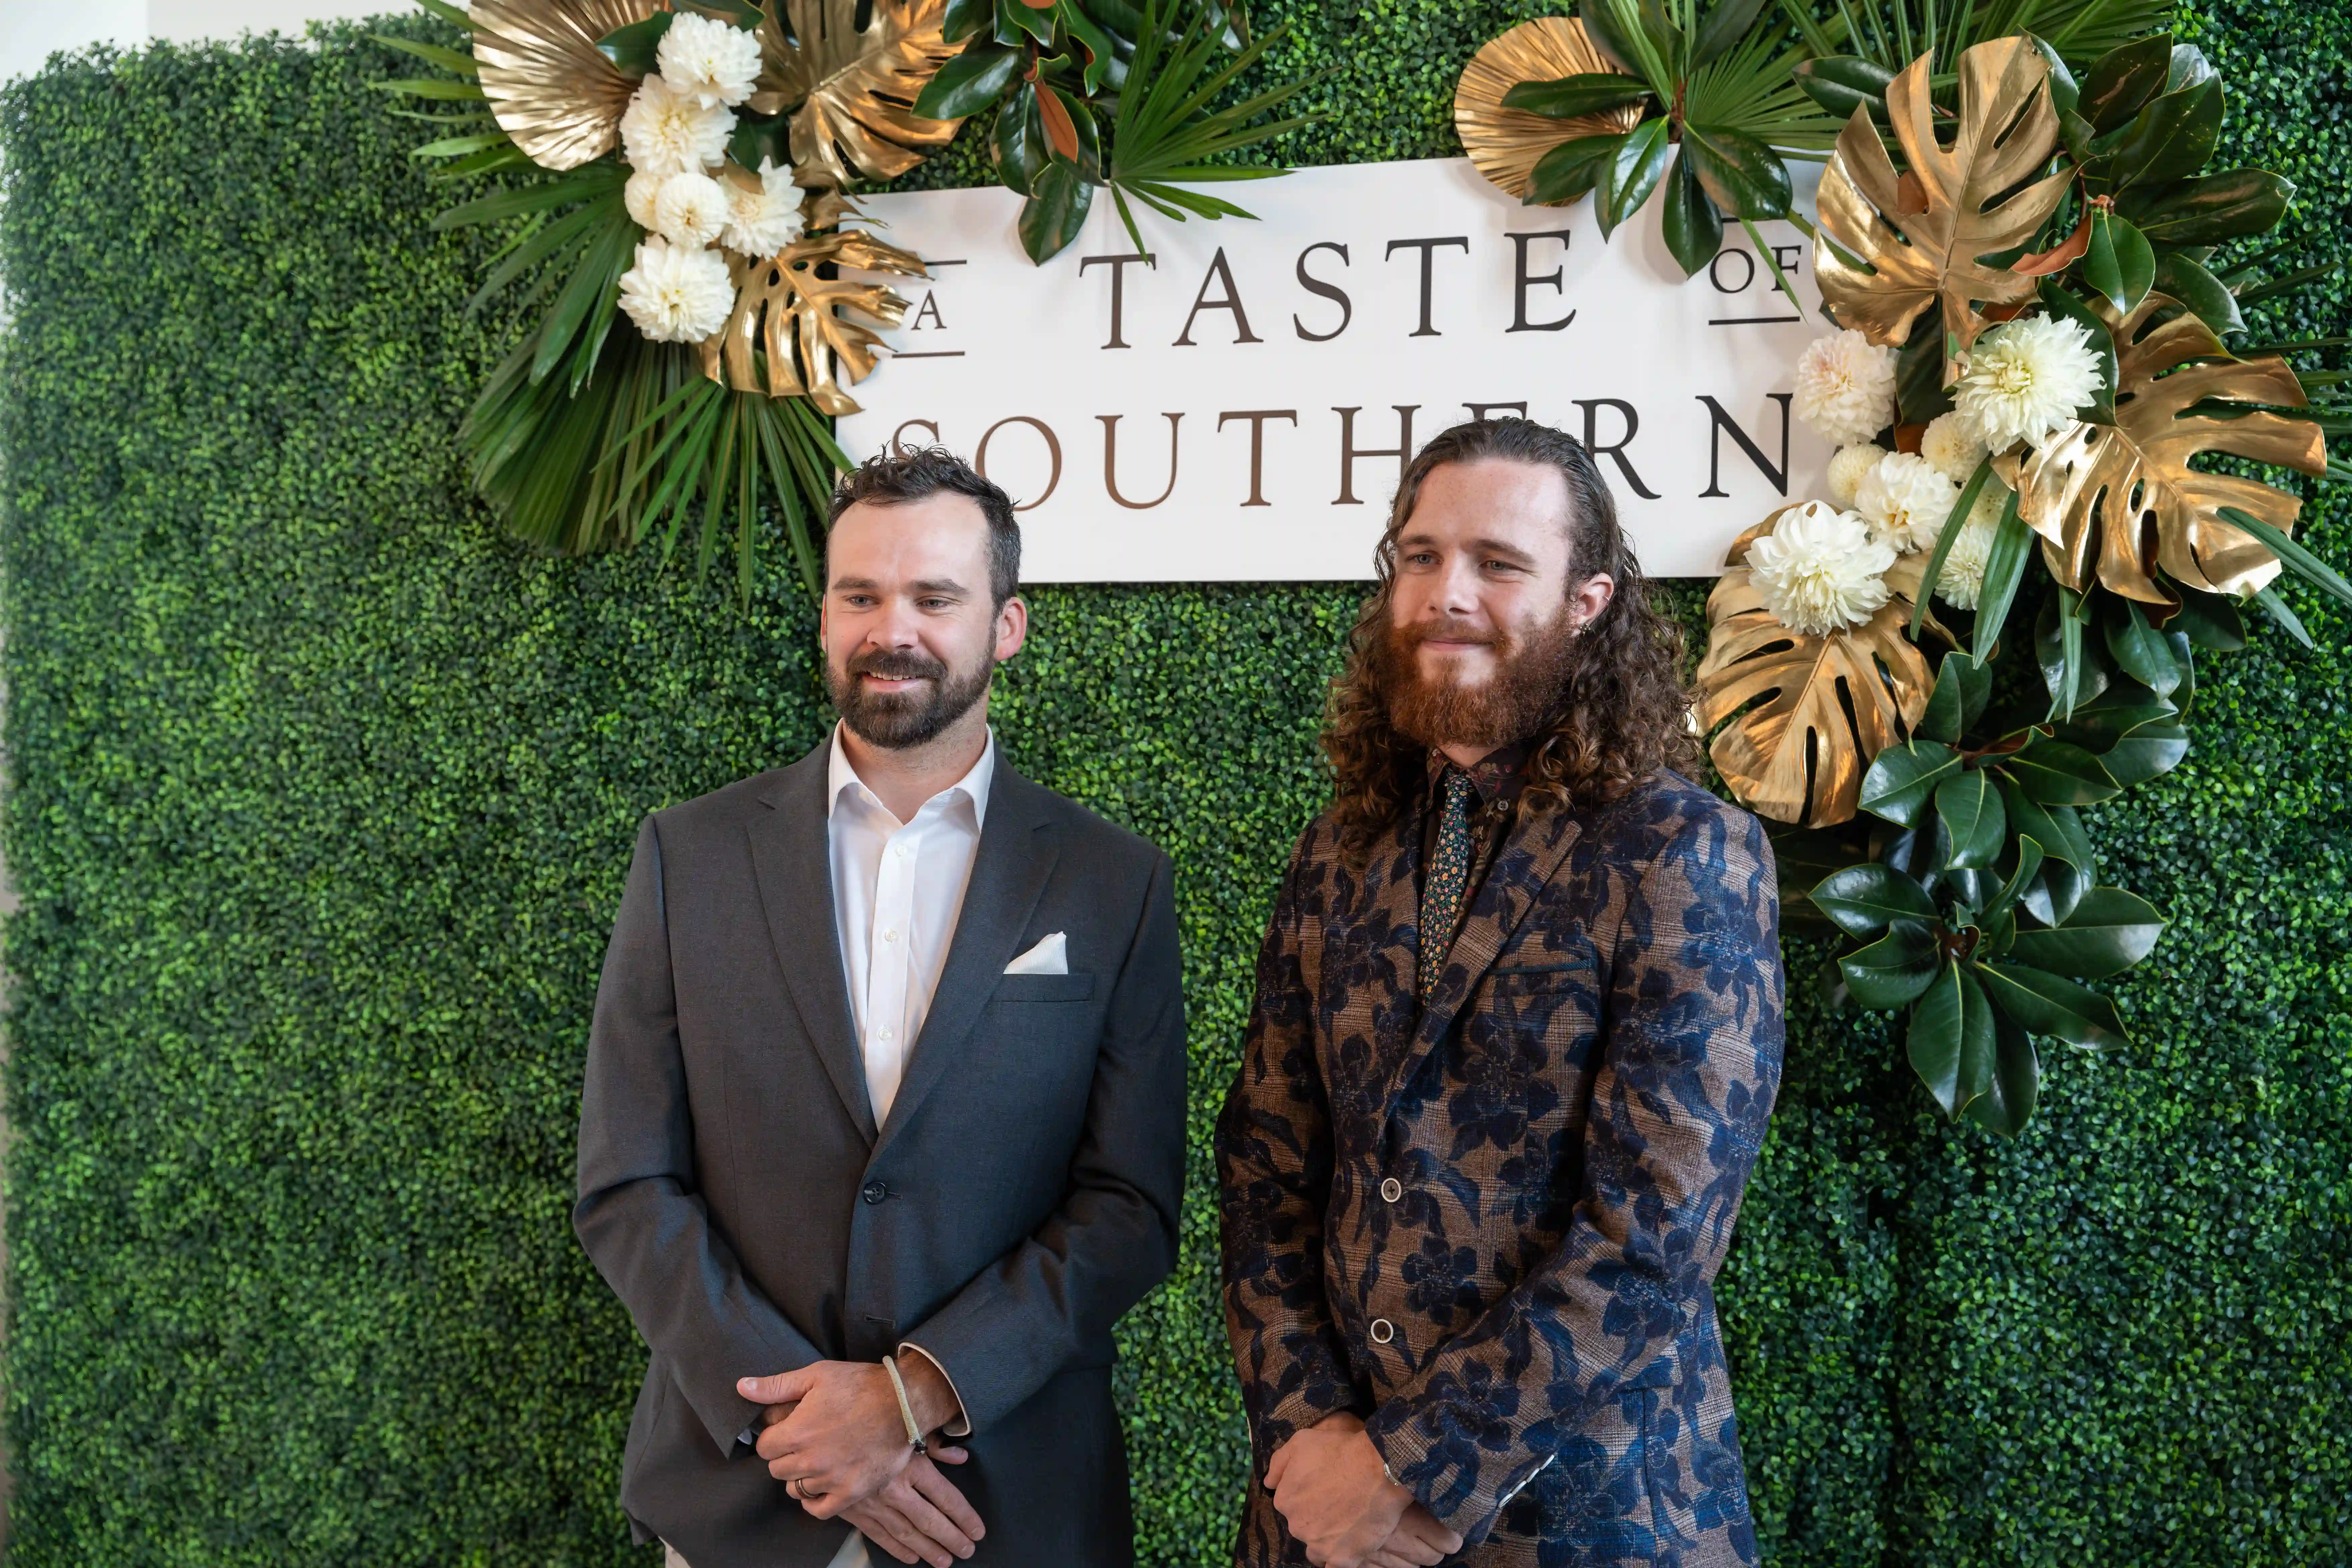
[1431,550,1484,618]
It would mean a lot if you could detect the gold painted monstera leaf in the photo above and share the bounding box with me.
[1697,518,1935,827]
[2014,294,2328,607]
[1453,17,1643,201]
[747,0,967,188]
[699,219,928,413]
[472,0,665,170]
[1816,37,2070,367]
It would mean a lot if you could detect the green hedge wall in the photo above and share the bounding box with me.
[2,2,2346,1563]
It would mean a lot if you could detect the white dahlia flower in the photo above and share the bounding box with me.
[1855,451,1960,555]
[618,237,736,343]
[1826,443,1888,507]
[652,169,729,247]
[624,169,665,231]
[620,74,734,178]
[1953,313,2102,454]
[720,160,806,258]
[656,11,763,109]
[1793,328,1899,446]
[1918,410,1988,483]
[1746,499,1897,635]
[1933,489,2012,610]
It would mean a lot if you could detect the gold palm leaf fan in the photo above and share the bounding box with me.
[472,0,666,170]
[748,0,969,188]
[1453,17,1643,201]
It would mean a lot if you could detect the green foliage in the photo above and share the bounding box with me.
[1,3,2348,1567]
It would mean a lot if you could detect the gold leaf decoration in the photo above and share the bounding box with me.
[698,219,928,413]
[1815,38,2070,367]
[746,0,968,188]
[1697,518,1935,827]
[472,0,664,171]
[2015,293,2328,607]
[1452,18,1642,201]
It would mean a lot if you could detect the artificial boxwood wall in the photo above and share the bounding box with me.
[1,0,2346,1562]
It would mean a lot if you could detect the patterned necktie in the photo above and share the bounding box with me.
[1417,766,1478,998]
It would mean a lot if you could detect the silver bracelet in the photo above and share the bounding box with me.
[881,1354,928,1455]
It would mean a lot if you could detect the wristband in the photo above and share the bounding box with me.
[881,1354,928,1456]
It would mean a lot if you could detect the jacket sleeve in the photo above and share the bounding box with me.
[896,849,1188,1434]
[1363,806,1784,1543]
[1216,827,1364,1472]
[573,813,826,1455]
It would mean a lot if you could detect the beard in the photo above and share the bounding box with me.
[826,641,996,749]
[1369,602,1584,752]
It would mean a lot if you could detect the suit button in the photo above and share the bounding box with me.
[1369,1318,1395,1345]
[1380,1177,1403,1204]
[861,1180,888,1205]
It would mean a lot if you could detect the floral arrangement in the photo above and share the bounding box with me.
[378,0,1316,594]
[1687,31,2347,1134]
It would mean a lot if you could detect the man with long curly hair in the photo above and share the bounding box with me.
[1217,416,1785,1568]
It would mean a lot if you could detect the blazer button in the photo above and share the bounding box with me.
[861,1180,888,1205]
[1380,1177,1403,1204]
[1369,1318,1395,1345]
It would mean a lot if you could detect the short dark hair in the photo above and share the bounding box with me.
[827,445,1021,608]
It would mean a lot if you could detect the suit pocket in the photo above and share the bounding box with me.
[992,971,1096,1003]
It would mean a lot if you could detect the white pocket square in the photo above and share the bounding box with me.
[1004,932,1068,975]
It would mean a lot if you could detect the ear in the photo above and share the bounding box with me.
[994,594,1029,663]
[1571,572,1615,630]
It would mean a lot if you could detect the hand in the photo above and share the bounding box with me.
[840,1449,986,1568]
[740,1358,959,1518]
[1265,1412,1456,1568]
[1366,1504,1464,1568]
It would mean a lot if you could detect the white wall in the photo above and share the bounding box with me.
[5,0,415,86]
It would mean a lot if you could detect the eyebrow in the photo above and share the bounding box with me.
[827,576,973,596]
[1398,531,1540,566]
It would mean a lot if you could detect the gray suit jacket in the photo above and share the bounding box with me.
[574,741,1187,1568]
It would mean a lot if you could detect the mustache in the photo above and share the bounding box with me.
[1403,616,1503,648]
[846,647,949,682]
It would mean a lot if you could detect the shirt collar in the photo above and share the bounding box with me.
[1423,738,1532,808]
[827,721,995,830]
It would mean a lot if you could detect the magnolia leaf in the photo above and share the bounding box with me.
[2007,884,2165,977]
[1841,920,1943,1009]
[1975,960,2132,1048]
[2016,293,2329,607]
[1696,521,1934,827]
[749,0,970,187]
[1811,864,1938,940]
[698,223,928,413]
[1454,17,1645,202]
[472,0,665,170]
[1966,1008,2041,1136]
[1909,962,1997,1117]
[1814,38,2071,364]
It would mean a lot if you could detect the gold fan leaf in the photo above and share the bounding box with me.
[746,0,968,188]
[699,224,928,413]
[472,0,664,171]
[1453,17,1643,201]
[1697,518,1934,827]
[2015,293,2328,607]
[1815,37,2071,367]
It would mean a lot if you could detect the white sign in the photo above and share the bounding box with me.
[838,157,1832,581]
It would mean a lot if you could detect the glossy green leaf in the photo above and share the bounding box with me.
[1595,117,1672,240]
[1688,0,1769,69]
[1810,864,1938,940]
[2079,34,2173,133]
[1502,72,1656,119]
[1792,54,1894,119]
[1982,834,2047,929]
[1057,0,1119,92]
[1841,920,1944,1010]
[2008,885,2165,978]
[2104,599,2183,696]
[1976,961,2132,1048]
[2084,209,2155,312]
[2168,585,2246,650]
[1680,124,1792,219]
[2025,32,2079,116]
[2120,167,2293,245]
[1917,647,1990,744]
[1910,963,1997,1117]
[595,14,672,76]
[1896,317,1955,424]
[1999,780,2094,869]
[1971,490,2036,660]
[2104,78,2224,191]
[999,0,1058,44]
[1965,1008,2042,1136]
[1526,134,1625,205]
[2149,250,2244,335]
[2006,735,2120,805]
[943,0,994,42]
[1018,158,1095,263]
[1659,152,1723,277]
[2097,721,2189,786]
[1859,741,1963,827]
[1938,770,2008,869]
[991,86,1047,196]
[2166,42,2216,92]
[914,43,1025,120]
[2217,507,2352,610]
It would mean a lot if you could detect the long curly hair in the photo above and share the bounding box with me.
[1324,417,1698,850]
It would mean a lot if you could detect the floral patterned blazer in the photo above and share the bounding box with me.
[1217,770,1783,1566]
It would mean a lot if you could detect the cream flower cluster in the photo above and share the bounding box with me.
[1794,329,1899,447]
[1952,314,2103,455]
[1747,500,1897,635]
[613,14,803,345]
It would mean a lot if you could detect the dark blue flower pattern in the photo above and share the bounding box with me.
[1216,772,1784,1566]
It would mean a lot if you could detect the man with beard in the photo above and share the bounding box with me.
[575,446,1186,1568]
[1217,417,1783,1568]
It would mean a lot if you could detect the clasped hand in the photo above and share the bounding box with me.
[1265,1412,1465,1568]
[738,1362,984,1568]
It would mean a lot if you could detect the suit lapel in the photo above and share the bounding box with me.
[748,744,878,1145]
[870,761,1059,1162]
[1381,796,1591,1115]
